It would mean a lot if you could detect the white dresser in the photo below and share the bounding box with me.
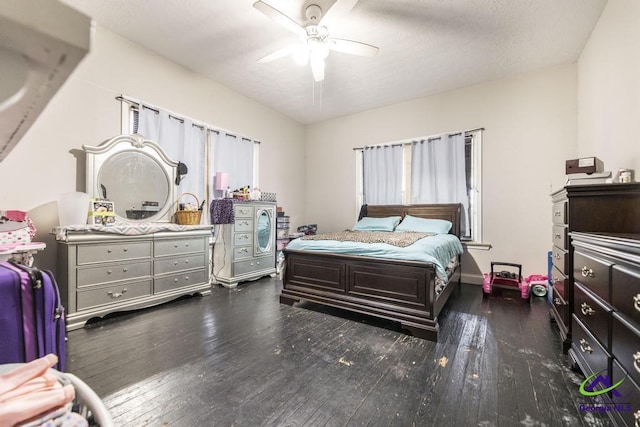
[212,201,276,288]
[57,228,212,330]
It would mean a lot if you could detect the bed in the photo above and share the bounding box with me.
[279,203,463,341]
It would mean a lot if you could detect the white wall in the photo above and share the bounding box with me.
[0,24,306,273]
[305,64,579,282]
[578,0,640,175]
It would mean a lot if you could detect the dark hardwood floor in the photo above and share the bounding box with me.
[66,280,611,426]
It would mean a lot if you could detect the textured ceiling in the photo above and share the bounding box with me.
[59,0,607,124]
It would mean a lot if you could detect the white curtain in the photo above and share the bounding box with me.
[209,131,255,198]
[363,145,403,205]
[137,105,206,205]
[411,133,469,235]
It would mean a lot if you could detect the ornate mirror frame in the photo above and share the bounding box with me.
[83,134,178,223]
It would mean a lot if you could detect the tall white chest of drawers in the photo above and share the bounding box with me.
[57,228,212,330]
[212,201,276,288]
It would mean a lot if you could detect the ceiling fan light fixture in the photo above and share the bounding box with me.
[292,45,309,65]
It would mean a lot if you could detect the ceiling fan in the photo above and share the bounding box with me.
[253,0,379,82]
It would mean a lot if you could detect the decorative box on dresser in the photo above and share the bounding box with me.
[56,228,212,330]
[550,183,640,354]
[212,201,277,288]
[570,232,640,426]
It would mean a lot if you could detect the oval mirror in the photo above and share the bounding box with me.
[84,134,178,223]
[98,150,169,220]
[256,209,272,252]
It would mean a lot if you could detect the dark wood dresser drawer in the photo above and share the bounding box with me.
[612,313,640,386]
[552,290,570,329]
[572,316,610,377]
[574,283,611,351]
[611,359,640,426]
[552,225,567,250]
[552,200,567,225]
[574,250,612,303]
[612,264,640,326]
[550,265,567,299]
[552,246,568,274]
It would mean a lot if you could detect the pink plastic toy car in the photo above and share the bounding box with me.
[483,262,530,302]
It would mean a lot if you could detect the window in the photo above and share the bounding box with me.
[357,129,483,242]
[119,96,260,222]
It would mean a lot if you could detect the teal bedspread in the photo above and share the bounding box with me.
[286,232,463,279]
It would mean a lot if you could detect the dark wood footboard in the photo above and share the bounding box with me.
[280,203,463,341]
[280,250,459,341]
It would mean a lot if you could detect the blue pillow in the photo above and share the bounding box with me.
[352,216,402,232]
[395,215,452,234]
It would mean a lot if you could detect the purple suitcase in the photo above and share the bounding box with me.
[0,261,66,371]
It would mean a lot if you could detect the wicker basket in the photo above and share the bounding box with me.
[175,192,202,225]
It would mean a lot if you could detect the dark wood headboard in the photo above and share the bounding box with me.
[359,204,462,237]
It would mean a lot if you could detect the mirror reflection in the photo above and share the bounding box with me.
[98,150,169,220]
[256,210,271,252]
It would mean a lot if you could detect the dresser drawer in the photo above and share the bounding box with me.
[552,225,567,250]
[612,313,640,386]
[552,246,568,273]
[572,316,610,377]
[234,232,252,246]
[154,269,208,294]
[552,289,570,327]
[232,245,253,261]
[234,256,273,276]
[234,218,253,232]
[234,204,254,218]
[612,264,640,325]
[154,237,206,256]
[552,200,567,225]
[154,253,206,275]
[77,241,151,265]
[550,265,567,299]
[77,260,152,287]
[77,279,152,310]
[573,283,611,350]
[611,359,640,426]
[574,250,611,302]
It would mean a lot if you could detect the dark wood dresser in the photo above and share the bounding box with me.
[571,232,640,426]
[550,183,640,354]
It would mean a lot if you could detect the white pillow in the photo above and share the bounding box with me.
[395,215,452,234]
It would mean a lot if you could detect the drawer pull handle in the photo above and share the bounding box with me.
[107,270,112,275]
[553,277,560,284]
[184,276,189,281]
[634,352,640,374]
[554,210,561,217]
[239,248,248,253]
[123,267,128,272]
[107,249,112,254]
[634,410,640,424]
[240,235,248,239]
[580,303,595,316]
[174,261,178,265]
[107,288,127,299]
[554,233,561,240]
[634,294,640,312]
[185,243,189,247]
[554,253,561,260]
[581,267,594,278]
[185,259,189,264]
[174,278,178,283]
[123,248,128,252]
[554,298,562,306]
[579,339,592,354]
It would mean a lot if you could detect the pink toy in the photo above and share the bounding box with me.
[483,262,531,302]
[526,274,549,297]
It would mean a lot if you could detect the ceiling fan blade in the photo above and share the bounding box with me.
[310,55,325,82]
[253,1,305,37]
[328,38,379,57]
[257,44,299,63]
[319,0,359,28]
